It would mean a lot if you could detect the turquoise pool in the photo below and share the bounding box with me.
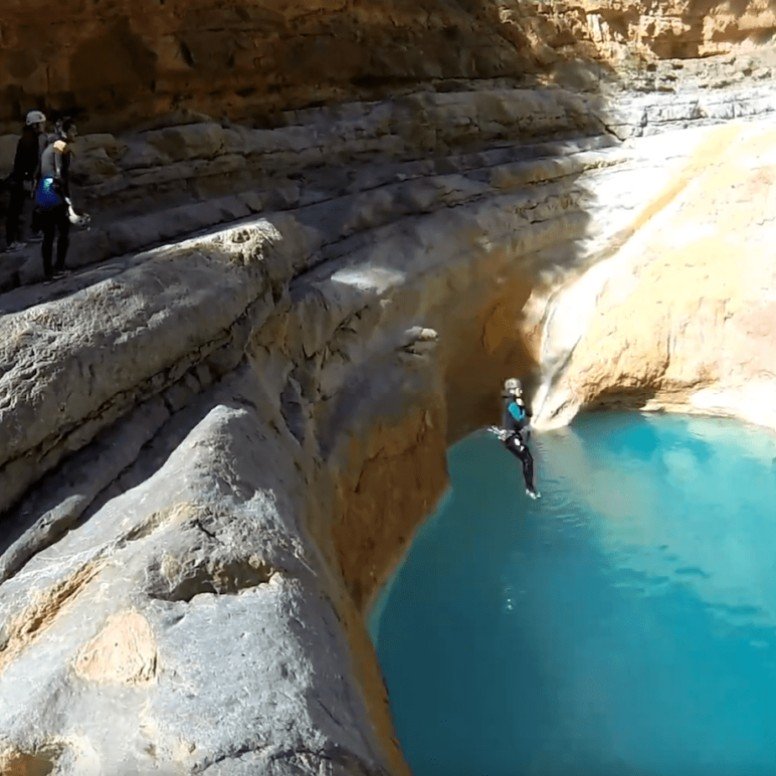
[369,413,776,776]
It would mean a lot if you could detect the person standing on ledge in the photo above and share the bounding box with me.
[36,118,78,280]
[490,377,540,500]
[4,109,47,252]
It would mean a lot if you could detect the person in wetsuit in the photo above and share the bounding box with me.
[4,110,47,251]
[499,377,540,500]
[36,118,77,279]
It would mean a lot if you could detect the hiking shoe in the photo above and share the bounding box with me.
[4,241,25,252]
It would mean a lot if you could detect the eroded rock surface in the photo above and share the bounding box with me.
[0,395,396,774]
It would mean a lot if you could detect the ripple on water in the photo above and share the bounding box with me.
[370,413,776,776]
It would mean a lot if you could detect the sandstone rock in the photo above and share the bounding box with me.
[533,119,776,430]
[0,135,18,174]
[74,610,157,685]
[1,0,773,134]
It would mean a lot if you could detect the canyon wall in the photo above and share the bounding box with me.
[0,0,775,773]
[0,0,774,131]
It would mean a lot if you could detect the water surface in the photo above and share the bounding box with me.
[369,413,776,776]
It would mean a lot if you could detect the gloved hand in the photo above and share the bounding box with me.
[67,203,91,227]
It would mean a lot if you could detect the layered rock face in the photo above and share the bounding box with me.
[0,0,774,130]
[0,0,775,773]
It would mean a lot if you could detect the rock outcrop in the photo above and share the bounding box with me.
[1,0,774,131]
[0,0,775,773]
[533,119,776,430]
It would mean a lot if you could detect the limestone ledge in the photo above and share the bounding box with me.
[1,73,772,294]
[1,109,775,772]
[1,84,606,291]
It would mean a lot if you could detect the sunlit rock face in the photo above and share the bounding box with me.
[0,1,775,773]
[0,0,773,130]
[532,119,776,431]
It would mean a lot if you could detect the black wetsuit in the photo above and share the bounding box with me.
[40,203,70,278]
[501,392,537,495]
[5,126,39,244]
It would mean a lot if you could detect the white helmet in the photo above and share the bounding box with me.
[504,377,522,394]
[25,110,47,126]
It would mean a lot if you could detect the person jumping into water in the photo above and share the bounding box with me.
[491,377,540,500]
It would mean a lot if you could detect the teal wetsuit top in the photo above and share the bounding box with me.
[502,396,530,437]
[508,401,526,424]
